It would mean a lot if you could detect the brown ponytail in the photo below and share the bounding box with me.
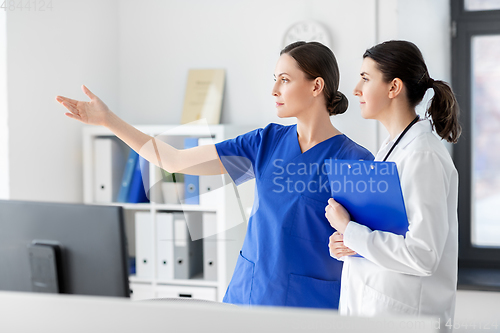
[427,79,462,143]
[363,40,462,143]
[281,41,348,116]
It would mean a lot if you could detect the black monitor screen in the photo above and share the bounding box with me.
[0,200,130,298]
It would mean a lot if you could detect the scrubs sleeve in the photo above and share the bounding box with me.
[215,128,263,186]
[343,151,451,276]
[362,151,375,161]
[340,139,375,161]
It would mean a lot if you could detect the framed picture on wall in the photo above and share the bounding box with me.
[181,69,225,125]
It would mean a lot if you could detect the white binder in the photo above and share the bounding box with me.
[93,138,126,202]
[202,212,218,281]
[197,137,223,207]
[135,212,153,279]
[156,212,174,281]
[173,212,203,279]
[199,175,224,206]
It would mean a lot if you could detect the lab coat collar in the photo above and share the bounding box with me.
[376,118,433,161]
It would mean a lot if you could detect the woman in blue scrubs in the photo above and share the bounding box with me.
[57,41,374,309]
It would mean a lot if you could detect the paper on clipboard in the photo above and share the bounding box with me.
[324,159,409,236]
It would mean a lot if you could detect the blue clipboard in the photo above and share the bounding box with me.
[324,159,409,237]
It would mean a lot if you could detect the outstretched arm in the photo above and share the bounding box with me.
[57,85,225,176]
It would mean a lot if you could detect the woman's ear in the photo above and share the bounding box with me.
[388,78,404,99]
[312,77,325,97]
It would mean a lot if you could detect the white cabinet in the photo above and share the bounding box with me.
[129,282,155,301]
[83,124,256,302]
[155,285,217,301]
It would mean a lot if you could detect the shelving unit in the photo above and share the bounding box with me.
[83,124,256,301]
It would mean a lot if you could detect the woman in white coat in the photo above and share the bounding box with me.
[325,40,461,328]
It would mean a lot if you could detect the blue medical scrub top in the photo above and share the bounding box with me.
[215,123,374,309]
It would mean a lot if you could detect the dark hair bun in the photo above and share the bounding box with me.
[328,91,348,116]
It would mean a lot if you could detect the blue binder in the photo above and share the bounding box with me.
[184,138,199,205]
[127,155,150,203]
[324,159,409,236]
[116,149,139,202]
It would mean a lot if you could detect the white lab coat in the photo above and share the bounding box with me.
[336,119,458,329]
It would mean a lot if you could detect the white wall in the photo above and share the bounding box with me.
[374,0,452,148]
[2,0,451,200]
[6,0,120,202]
[400,0,454,155]
[117,0,378,153]
[0,10,8,199]
[3,0,384,202]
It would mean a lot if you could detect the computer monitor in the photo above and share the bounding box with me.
[0,199,130,298]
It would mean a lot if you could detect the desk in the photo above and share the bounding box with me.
[0,291,438,333]
[458,267,500,292]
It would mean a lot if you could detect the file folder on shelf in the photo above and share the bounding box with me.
[127,155,150,203]
[324,159,409,236]
[173,212,203,279]
[184,138,200,205]
[93,138,126,202]
[117,149,139,203]
[135,212,154,279]
[199,175,223,206]
[197,137,223,207]
[202,212,218,281]
[156,213,174,281]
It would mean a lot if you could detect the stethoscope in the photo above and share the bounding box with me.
[382,115,420,162]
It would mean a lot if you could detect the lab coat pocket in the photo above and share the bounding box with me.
[285,273,340,309]
[224,251,255,305]
[361,284,418,317]
[290,194,333,243]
